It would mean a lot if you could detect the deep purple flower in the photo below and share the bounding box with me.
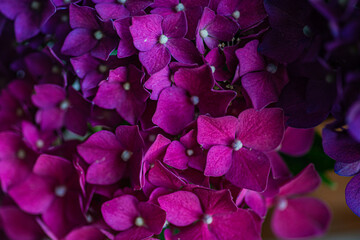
[8,154,85,238]
[197,108,284,191]
[21,121,56,153]
[94,0,152,20]
[235,40,289,110]
[158,188,262,240]
[195,7,238,54]
[113,17,137,58]
[130,12,201,74]
[61,4,117,60]
[270,164,331,239]
[153,64,236,134]
[77,125,144,188]
[151,0,209,39]
[217,0,267,29]
[101,194,166,240]
[93,65,149,124]
[32,84,91,135]
[0,0,56,42]
[0,206,45,240]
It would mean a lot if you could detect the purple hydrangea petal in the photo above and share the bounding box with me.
[95,3,130,20]
[8,174,55,214]
[226,148,270,191]
[69,4,99,29]
[144,66,171,100]
[237,108,284,152]
[335,161,360,177]
[281,127,314,156]
[197,115,238,147]
[162,12,187,38]
[193,188,237,214]
[345,173,360,217]
[158,191,203,226]
[139,44,171,75]
[101,194,139,231]
[61,28,98,56]
[205,145,233,177]
[167,38,201,64]
[163,140,188,170]
[65,226,106,240]
[138,202,166,234]
[271,197,331,239]
[279,164,320,196]
[130,14,163,51]
[153,86,194,134]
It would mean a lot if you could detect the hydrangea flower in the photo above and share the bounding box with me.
[130,12,201,74]
[197,108,284,191]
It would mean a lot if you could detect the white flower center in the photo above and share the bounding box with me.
[203,214,213,224]
[63,0,71,4]
[17,149,26,159]
[61,15,69,22]
[186,149,194,156]
[210,66,216,73]
[60,100,70,110]
[278,198,288,211]
[232,139,243,151]
[266,63,278,74]
[98,64,108,73]
[135,216,145,227]
[118,0,126,4]
[55,185,67,197]
[36,139,45,149]
[190,96,199,105]
[94,30,104,40]
[159,34,168,44]
[31,1,41,10]
[148,134,156,142]
[200,29,209,39]
[51,65,60,74]
[121,150,132,162]
[232,10,240,19]
[123,82,131,91]
[303,25,312,37]
[175,3,185,12]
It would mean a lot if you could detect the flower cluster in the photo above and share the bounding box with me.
[2,0,359,239]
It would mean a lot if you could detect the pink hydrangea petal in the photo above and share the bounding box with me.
[281,127,315,156]
[197,115,238,147]
[204,145,233,177]
[8,174,55,214]
[153,86,194,134]
[65,226,106,240]
[130,14,162,51]
[86,158,126,185]
[237,108,285,152]
[33,154,73,182]
[225,148,270,191]
[279,164,321,196]
[162,12,187,38]
[167,38,201,64]
[138,202,166,234]
[163,140,188,170]
[271,197,331,239]
[158,191,203,226]
[139,44,171,75]
[115,226,153,240]
[210,209,262,240]
[101,195,139,231]
[193,188,237,214]
[95,3,130,21]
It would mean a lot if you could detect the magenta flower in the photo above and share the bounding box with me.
[217,0,267,29]
[197,108,285,191]
[153,64,236,134]
[270,164,331,239]
[32,84,91,136]
[93,65,149,124]
[94,0,152,20]
[235,40,289,110]
[0,0,56,42]
[101,194,166,240]
[130,12,201,74]
[151,0,210,39]
[113,17,137,58]
[61,4,117,60]
[8,154,84,238]
[195,7,238,54]
[158,188,262,240]
[64,226,107,240]
[21,121,56,152]
[77,125,144,188]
